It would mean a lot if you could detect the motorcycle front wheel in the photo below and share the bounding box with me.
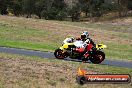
[54,49,68,59]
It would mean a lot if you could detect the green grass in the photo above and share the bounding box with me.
[104,42,132,61]
[0,53,132,88]
[58,21,132,33]
[0,16,131,61]
[0,23,50,42]
[0,39,57,51]
[0,23,59,51]
[56,21,132,39]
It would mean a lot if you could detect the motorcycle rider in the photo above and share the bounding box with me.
[63,31,95,47]
[80,31,95,46]
[75,31,96,61]
[75,31,95,49]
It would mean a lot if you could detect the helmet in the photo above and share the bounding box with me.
[81,31,89,40]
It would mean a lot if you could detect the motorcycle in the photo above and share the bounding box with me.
[54,40,107,64]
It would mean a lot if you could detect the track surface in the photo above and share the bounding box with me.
[0,47,132,68]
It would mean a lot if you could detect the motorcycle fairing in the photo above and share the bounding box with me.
[96,44,107,50]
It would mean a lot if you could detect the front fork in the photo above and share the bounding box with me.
[83,50,94,61]
[60,47,71,58]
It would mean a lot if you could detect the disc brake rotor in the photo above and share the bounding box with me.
[96,55,103,61]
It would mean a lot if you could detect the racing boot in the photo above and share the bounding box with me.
[81,51,90,63]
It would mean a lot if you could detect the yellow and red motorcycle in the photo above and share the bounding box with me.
[54,41,107,64]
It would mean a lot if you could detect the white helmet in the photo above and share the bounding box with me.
[81,31,89,40]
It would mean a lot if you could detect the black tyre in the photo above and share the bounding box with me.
[89,51,105,64]
[81,56,88,62]
[76,76,86,85]
[54,49,66,59]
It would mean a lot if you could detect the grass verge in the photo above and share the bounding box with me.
[0,53,132,88]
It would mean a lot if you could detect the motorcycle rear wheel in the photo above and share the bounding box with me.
[90,51,105,64]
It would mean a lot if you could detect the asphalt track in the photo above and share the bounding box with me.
[0,47,132,68]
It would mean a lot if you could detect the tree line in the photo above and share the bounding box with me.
[0,0,132,21]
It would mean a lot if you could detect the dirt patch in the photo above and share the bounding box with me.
[0,57,97,88]
[0,55,131,88]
